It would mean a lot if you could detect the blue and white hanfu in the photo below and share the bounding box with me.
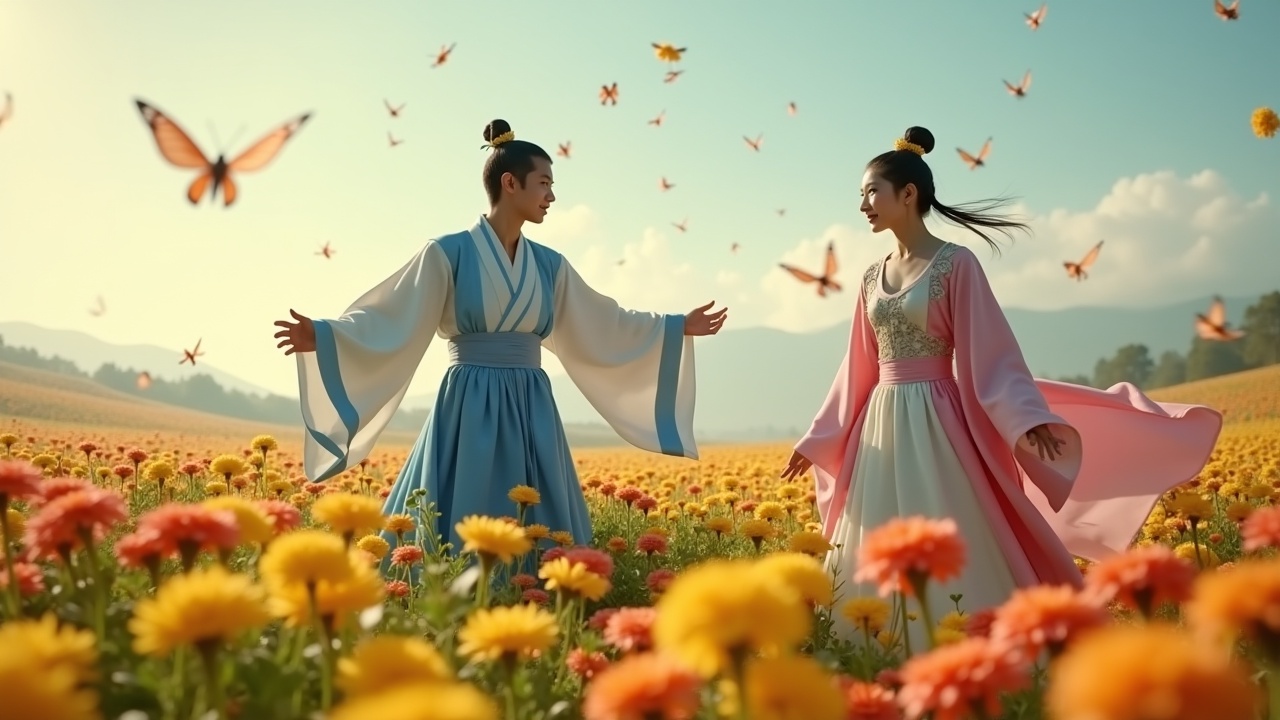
[296,215,698,553]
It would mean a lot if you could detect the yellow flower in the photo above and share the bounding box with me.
[1174,541,1220,568]
[202,495,275,545]
[653,558,810,677]
[129,565,271,657]
[385,514,416,535]
[786,531,832,557]
[3,507,25,538]
[455,515,532,564]
[259,529,354,594]
[523,524,550,540]
[336,635,454,699]
[754,552,834,607]
[934,627,968,646]
[704,517,733,536]
[539,557,611,601]
[1167,492,1214,524]
[269,552,385,628]
[739,518,775,540]
[312,493,386,541]
[548,530,575,547]
[209,454,245,479]
[938,610,968,632]
[1253,107,1279,139]
[328,683,499,720]
[0,613,98,683]
[508,485,541,506]
[204,481,228,496]
[841,597,891,634]
[251,435,279,454]
[355,534,391,559]
[753,501,787,522]
[456,604,559,664]
[0,653,101,720]
[143,460,175,484]
[742,655,845,720]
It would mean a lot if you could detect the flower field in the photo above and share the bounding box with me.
[3,369,1280,720]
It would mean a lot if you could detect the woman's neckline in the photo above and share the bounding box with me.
[878,242,950,298]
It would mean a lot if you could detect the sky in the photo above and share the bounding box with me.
[1,0,1277,401]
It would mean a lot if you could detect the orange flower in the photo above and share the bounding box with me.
[636,533,669,556]
[896,637,1030,720]
[390,545,424,567]
[988,584,1109,658]
[1047,624,1260,720]
[581,652,702,720]
[22,487,128,561]
[854,516,965,597]
[1083,545,1196,618]
[0,460,43,506]
[837,677,899,720]
[34,477,95,504]
[604,607,657,653]
[256,499,303,536]
[0,561,44,597]
[964,608,995,638]
[1184,558,1280,662]
[135,503,240,567]
[567,647,610,680]
[1240,505,1280,552]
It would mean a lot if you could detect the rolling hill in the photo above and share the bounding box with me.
[1147,363,1280,424]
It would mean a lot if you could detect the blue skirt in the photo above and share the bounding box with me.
[380,332,592,561]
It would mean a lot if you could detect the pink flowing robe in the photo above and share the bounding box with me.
[796,243,1222,588]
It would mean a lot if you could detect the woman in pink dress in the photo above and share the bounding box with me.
[781,126,1223,646]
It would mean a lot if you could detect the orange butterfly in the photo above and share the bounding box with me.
[180,339,204,366]
[599,82,619,106]
[664,70,684,84]
[1025,3,1047,29]
[388,132,404,148]
[1004,70,1032,98]
[1195,296,1245,341]
[957,137,992,170]
[0,92,12,129]
[652,43,686,63]
[136,371,153,391]
[88,295,106,317]
[731,242,740,253]
[1214,0,1239,20]
[660,177,674,191]
[431,43,456,67]
[649,110,666,127]
[787,102,797,116]
[779,242,841,297]
[1063,240,1103,281]
[316,242,335,259]
[384,99,405,117]
[557,142,572,158]
[672,218,688,233]
[744,134,763,152]
[134,99,311,207]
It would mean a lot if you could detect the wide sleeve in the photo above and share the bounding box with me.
[949,248,1082,511]
[544,259,697,459]
[794,283,879,528]
[296,241,451,482]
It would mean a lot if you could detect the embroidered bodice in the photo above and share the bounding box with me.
[862,243,959,361]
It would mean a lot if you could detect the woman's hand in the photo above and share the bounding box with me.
[683,301,728,336]
[1025,423,1065,461]
[780,450,813,480]
[273,309,316,355]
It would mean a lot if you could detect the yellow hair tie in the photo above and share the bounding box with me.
[894,138,925,156]
[483,130,515,150]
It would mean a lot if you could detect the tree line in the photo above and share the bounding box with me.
[0,336,432,432]
[1056,291,1280,391]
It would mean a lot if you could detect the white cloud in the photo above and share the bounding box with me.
[536,203,603,247]
[557,169,1277,338]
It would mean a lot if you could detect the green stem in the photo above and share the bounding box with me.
[476,555,493,608]
[908,572,938,651]
[0,506,21,617]
[308,589,334,710]
[1189,522,1206,570]
[502,656,519,720]
[198,642,224,719]
[76,527,106,638]
[898,595,914,658]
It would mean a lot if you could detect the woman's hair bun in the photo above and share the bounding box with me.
[903,126,936,155]
[482,119,512,144]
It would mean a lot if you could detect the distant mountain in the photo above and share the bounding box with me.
[0,321,277,398]
[1,293,1253,440]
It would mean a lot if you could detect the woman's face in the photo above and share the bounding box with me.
[859,170,914,234]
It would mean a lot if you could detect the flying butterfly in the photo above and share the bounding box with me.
[557,142,572,158]
[1004,70,1032,98]
[649,110,666,127]
[744,134,763,152]
[316,242,335,259]
[0,92,12,129]
[957,137,992,170]
[1025,3,1047,29]
[1214,0,1239,20]
[664,70,684,84]
[652,43,686,63]
[787,102,797,116]
[136,371,153,391]
[384,99,405,117]
[134,99,312,207]
[88,295,106,317]
[672,218,688,233]
[1063,240,1103,281]
[388,131,404,148]
[431,43,457,67]
[659,177,674,191]
[180,339,205,366]
[1195,296,1245,341]
[599,82,619,106]
[779,241,841,297]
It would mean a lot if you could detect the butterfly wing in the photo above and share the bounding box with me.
[1194,314,1218,340]
[957,148,978,167]
[1079,240,1103,269]
[227,113,312,173]
[779,264,819,284]
[1206,296,1226,327]
[1022,70,1032,91]
[134,99,211,169]
[977,137,992,161]
[824,242,838,278]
